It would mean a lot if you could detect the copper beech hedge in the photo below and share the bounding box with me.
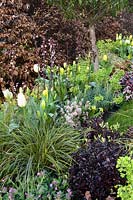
[0,0,129,95]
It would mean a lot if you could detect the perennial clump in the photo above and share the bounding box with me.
[120,71,133,100]
[69,118,126,200]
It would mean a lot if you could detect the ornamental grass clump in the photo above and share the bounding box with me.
[0,122,81,180]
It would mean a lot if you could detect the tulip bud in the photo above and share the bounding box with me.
[42,88,48,99]
[73,61,76,65]
[128,54,131,59]
[91,105,96,111]
[129,35,132,40]
[116,33,119,41]
[67,66,70,74]
[119,40,122,45]
[63,62,67,68]
[37,110,41,118]
[99,107,103,113]
[118,34,122,40]
[40,100,46,110]
[43,112,47,120]
[60,67,64,75]
[103,55,108,61]
[87,66,90,70]
[78,65,80,72]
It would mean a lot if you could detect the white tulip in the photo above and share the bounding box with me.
[125,39,130,45]
[33,64,40,73]
[3,89,13,100]
[17,92,27,107]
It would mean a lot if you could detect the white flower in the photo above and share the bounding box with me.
[63,62,67,68]
[66,105,72,113]
[76,108,82,115]
[3,89,13,100]
[125,39,130,45]
[33,64,40,73]
[72,111,78,117]
[17,91,27,107]
[65,115,71,122]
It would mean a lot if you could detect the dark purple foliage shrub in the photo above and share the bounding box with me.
[120,71,133,100]
[69,118,126,200]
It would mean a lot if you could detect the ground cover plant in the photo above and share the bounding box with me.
[0,171,72,200]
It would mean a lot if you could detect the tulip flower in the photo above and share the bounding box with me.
[42,88,48,99]
[118,34,122,40]
[33,64,40,73]
[125,39,130,45]
[17,88,27,107]
[3,89,13,100]
[63,62,67,68]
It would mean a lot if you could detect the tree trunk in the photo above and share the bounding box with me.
[89,25,99,71]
